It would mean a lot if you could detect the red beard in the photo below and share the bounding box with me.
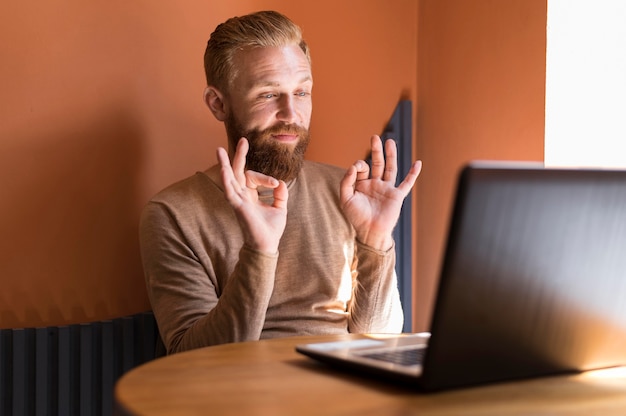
[225,115,311,181]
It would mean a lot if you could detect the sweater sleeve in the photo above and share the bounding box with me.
[139,201,277,353]
[347,241,405,333]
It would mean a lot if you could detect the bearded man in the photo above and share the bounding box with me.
[139,10,422,354]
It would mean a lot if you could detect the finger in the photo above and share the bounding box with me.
[383,138,399,183]
[216,146,231,170]
[245,170,279,190]
[217,147,236,188]
[272,180,289,209]
[219,168,243,205]
[340,165,357,204]
[354,160,370,181]
[369,135,385,179]
[231,138,249,183]
[396,160,423,196]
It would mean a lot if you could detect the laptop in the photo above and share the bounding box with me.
[296,161,626,391]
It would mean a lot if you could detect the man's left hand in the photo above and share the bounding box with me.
[340,135,422,251]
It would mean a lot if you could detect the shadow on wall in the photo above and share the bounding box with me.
[0,106,151,329]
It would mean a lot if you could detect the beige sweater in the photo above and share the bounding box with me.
[139,160,404,353]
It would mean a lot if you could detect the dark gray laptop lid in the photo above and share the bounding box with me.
[421,161,626,390]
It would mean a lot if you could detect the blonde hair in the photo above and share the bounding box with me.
[204,10,310,93]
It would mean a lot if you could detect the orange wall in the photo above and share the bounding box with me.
[415,0,547,330]
[1,0,546,331]
[0,1,418,328]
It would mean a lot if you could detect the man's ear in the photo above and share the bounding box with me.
[204,86,227,121]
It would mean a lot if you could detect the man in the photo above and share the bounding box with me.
[140,10,422,354]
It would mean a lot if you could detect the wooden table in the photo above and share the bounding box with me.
[114,334,626,415]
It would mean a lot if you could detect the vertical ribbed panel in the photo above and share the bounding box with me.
[35,327,53,416]
[1,328,12,415]
[371,99,413,332]
[0,311,158,416]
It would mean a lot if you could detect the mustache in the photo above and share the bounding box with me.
[260,123,308,137]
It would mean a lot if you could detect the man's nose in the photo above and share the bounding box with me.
[276,94,297,124]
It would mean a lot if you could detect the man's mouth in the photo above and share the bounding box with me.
[271,133,299,143]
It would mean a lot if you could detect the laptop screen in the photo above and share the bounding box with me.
[422,162,626,389]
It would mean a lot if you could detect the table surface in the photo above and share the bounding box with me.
[114,334,626,416]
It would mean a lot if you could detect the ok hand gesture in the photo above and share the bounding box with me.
[217,138,288,254]
[340,135,422,251]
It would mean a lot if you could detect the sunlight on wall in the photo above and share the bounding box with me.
[545,0,626,168]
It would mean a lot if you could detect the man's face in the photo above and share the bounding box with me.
[223,44,313,181]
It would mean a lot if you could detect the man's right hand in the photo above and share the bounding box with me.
[217,138,288,254]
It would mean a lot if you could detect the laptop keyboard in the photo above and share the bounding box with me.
[359,347,426,367]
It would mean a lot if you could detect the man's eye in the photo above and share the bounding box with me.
[296,91,309,97]
[261,93,276,99]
